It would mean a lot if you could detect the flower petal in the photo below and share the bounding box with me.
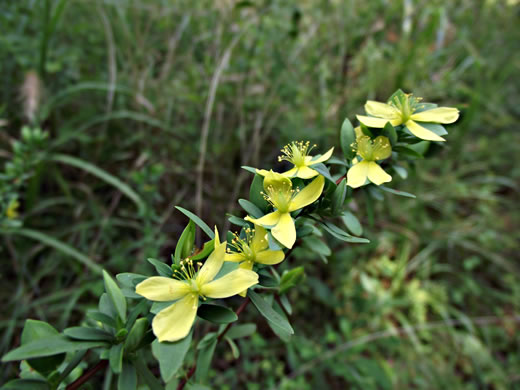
[367,162,392,185]
[365,101,400,119]
[239,261,254,271]
[357,115,402,128]
[196,240,226,286]
[280,167,299,178]
[245,210,281,227]
[309,147,334,164]
[272,212,296,249]
[294,166,319,179]
[152,294,198,342]
[347,160,369,188]
[288,175,325,212]
[405,120,446,142]
[224,252,246,262]
[201,269,259,298]
[136,277,190,302]
[255,249,285,265]
[410,107,459,124]
[251,225,269,252]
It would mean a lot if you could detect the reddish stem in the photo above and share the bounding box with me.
[66,360,107,390]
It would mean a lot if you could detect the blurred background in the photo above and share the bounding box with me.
[1,0,519,388]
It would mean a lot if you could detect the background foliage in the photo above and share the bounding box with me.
[1,0,519,388]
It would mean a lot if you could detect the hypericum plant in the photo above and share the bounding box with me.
[1,90,459,390]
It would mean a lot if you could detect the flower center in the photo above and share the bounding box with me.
[355,136,391,162]
[390,93,422,123]
[173,258,201,281]
[228,228,256,261]
[278,141,316,167]
[262,181,299,213]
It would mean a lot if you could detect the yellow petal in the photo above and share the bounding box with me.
[405,120,445,142]
[239,261,254,271]
[308,147,334,165]
[262,170,292,191]
[136,277,191,302]
[214,226,220,246]
[225,252,246,262]
[294,166,319,179]
[288,175,324,212]
[357,115,402,128]
[367,162,392,185]
[255,250,285,265]
[280,167,299,178]
[272,212,296,249]
[152,294,198,342]
[372,136,392,161]
[255,169,270,177]
[347,160,369,188]
[365,101,400,119]
[410,107,459,124]
[201,269,258,298]
[245,210,281,227]
[251,225,269,252]
[196,240,226,286]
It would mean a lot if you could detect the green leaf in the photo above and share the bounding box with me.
[379,186,416,198]
[249,290,294,338]
[103,270,127,322]
[124,318,149,352]
[320,222,369,243]
[191,239,215,260]
[224,324,256,340]
[238,199,264,219]
[331,178,347,215]
[340,118,356,159]
[303,236,331,257]
[116,273,146,288]
[51,154,145,214]
[99,293,117,319]
[151,332,192,383]
[197,304,238,324]
[175,207,215,239]
[64,327,114,342]
[147,258,172,277]
[2,228,102,274]
[382,122,397,145]
[392,165,408,179]
[134,354,163,390]
[240,166,257,174]
[341,211,363,236]
[227,215,249,227]
[2,335,108,362]
[225,337,240,359]
[21,320,65,376]
[310,163,335,183]
[280,267,306,294]
[393,145,424,159]
[195,338,217,382]
[118,362,137,390]
[87,311,117,328]
[249,174,270,211]
[0,379,50,390]
[109,344,124,374]
[174,220,196,265]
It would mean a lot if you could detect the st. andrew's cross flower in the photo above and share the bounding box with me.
[273,141,334,179]
[245,171,324,249]
[347,133,392,188]
[225,225,285,296]
[135,229,258,342]
[356,92,459,142]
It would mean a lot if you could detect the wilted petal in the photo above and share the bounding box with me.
[201,269,259,298]
[136,277,190,302]
[152,294,198,342]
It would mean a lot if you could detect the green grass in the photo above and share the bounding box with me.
[1,0,519,388]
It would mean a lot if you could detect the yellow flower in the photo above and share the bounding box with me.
[136,228,258,342]
[6,199,20,219]
[245,171,324,249]
[356,92,459,142]
[347,135,392,188]
[273,141,334,179]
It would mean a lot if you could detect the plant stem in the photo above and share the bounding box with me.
[66,360,107,390]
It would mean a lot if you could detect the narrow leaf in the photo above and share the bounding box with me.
[175,207,215,239]
[103,270,127,322]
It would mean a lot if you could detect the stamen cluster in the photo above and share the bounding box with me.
[278,141,317,167]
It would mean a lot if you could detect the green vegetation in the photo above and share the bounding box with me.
[1,0,519,389]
